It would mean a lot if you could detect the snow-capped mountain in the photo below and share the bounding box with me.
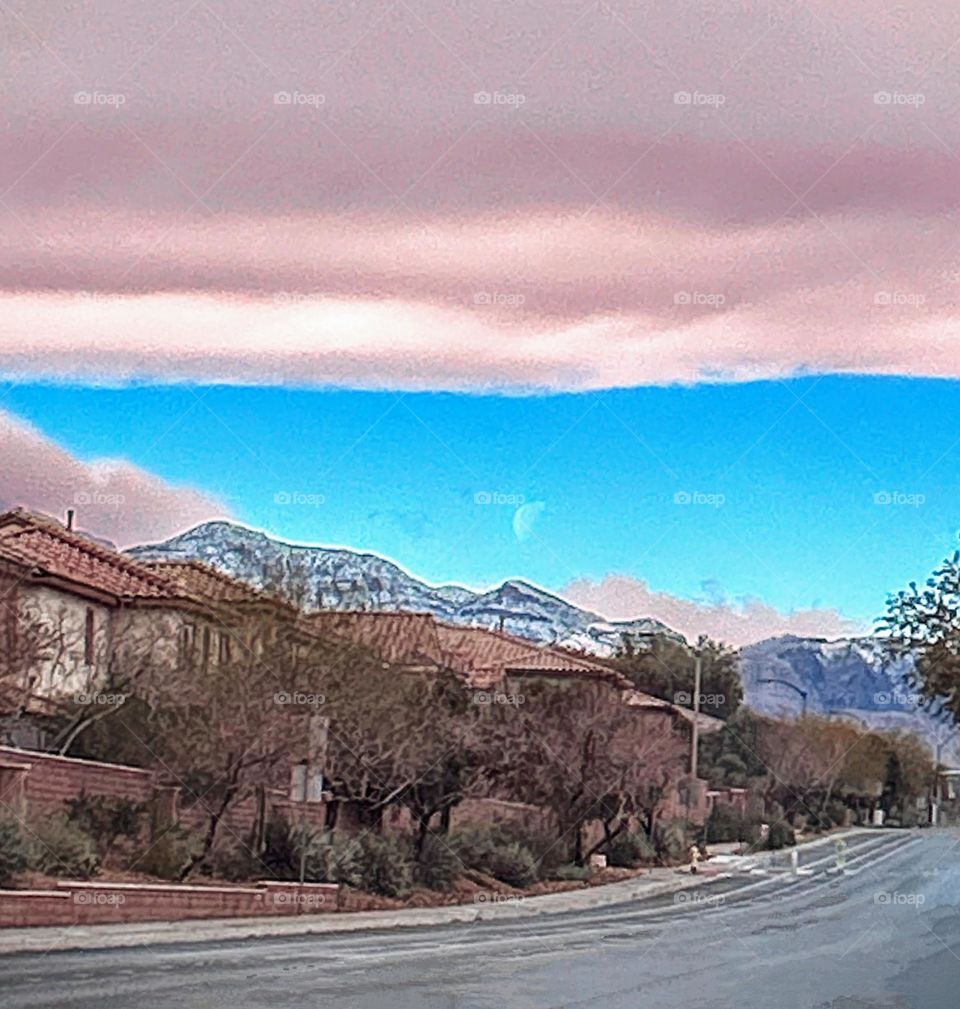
[740,635,957,752]
[127,521,676,653]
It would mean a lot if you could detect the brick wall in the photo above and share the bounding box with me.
[0,746,155,809]
[0,880,339,928]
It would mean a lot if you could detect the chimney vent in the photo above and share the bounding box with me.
[66,509,75,532]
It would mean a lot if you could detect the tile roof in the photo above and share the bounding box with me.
[0,509,175,601]
[141,560,286,609]
[306,610,636,690]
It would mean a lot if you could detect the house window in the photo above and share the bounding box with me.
[201,627,212,670]
[84,608,96,666]
[218,631,232,664]
[179,624,195,665]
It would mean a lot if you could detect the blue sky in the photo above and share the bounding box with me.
[4,375,959,632]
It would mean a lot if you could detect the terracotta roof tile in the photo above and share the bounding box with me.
[0,510,175,600]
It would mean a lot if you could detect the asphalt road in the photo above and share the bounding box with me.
[1,830,958,1009]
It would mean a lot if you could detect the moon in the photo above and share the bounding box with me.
[512,501,546,542]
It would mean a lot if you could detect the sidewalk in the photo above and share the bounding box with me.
[0,828,878,955]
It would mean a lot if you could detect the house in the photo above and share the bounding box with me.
[306,610,723,825]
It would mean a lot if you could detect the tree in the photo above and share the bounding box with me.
[880,549,960,724]
[612,634,743,719]
[480,678,687,865]
[136,613,320,879]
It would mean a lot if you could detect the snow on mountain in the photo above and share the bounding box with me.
[127,521,677,654]
[740,634,958,753]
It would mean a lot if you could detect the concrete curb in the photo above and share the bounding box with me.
[0,827,883,955]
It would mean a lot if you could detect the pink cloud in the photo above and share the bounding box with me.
[3,1,960,390]
[0,409,227,546]
[563,574,864,647]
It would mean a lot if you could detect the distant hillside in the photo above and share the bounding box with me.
[127,521,678,653]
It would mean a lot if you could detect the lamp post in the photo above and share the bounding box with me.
[757,677,808,717]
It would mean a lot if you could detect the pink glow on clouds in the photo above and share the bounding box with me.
[2,1,960,389]
[563,574,864,648]
[0,409,228,547]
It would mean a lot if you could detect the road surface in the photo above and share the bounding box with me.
[1,830,958,1008]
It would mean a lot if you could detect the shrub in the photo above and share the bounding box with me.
[28,815,100,879]
[415,834,463,891]
[822,800,849,829]
[452,826,538,888]
[0,819,30,886]
[705,803,743,844]
[343,834,414,898]
[295,832,415,898]
[765,821,796,850]
[65,794,146,860]
[552,863,590,882]
[131,825,198,881]
[605,830,656,868]
[653,818,695,861]
[206,841,263,882]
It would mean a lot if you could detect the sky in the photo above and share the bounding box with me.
[3,1,960,644]
[3,375,960,645]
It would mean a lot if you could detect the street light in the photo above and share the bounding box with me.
[757,677,808,717]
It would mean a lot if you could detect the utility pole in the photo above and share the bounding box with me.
[690,649,701,778]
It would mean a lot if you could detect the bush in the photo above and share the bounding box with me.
[65,794,146,860]
[415,834,463,890]
[294,832,415,898]
[131,825,198,881]
[552,863,590,882]
[452,826,538,888]
[29,815,100,879]
[501,825,565,880]
[823,800,850,829]
[342,834,414,898]
[653,818,695,861]
[765,821,796,850]
[605,830,656,868]
[206,841,263,882]
[0,819,30,886]
[705,803,743,844]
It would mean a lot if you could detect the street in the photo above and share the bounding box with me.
[1,830,958,1009]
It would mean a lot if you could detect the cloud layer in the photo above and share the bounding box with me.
[563,574,863,647]
[0,409,227,546]
[3,1,960,389]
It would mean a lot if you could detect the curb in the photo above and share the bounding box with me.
[0,827,885,955]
